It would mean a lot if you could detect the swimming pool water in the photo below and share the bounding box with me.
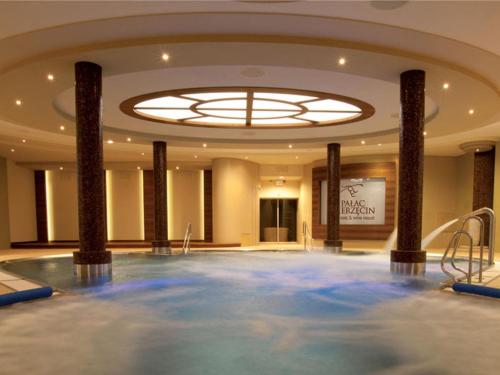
[0,252,498,375]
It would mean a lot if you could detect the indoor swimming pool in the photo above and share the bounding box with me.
[0,252,498,375]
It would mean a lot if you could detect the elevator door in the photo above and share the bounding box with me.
[259,199,298,242]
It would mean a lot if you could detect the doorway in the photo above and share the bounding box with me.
[259,199,298,242]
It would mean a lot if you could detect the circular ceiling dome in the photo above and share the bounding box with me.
[121,87,375,129]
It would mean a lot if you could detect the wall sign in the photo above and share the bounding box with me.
[312,162,396,240]
[320,178,386,225]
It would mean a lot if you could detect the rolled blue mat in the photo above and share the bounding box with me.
[452,283,500,299]
[0,286,53,307]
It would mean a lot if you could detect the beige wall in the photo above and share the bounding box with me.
[106,170,144,241]
[6,161,37,242]
[213,158,259,245]
[46,170,78,241]
[299,164,313,244]
[0,158,11,249]
[494,142,500,254]
[171,169,203,240]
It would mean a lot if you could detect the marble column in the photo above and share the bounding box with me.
[473,148,495,245]
[72,61,111,280]
[391,69,426,275]
[152,141,171,254]
[324,143,343,252]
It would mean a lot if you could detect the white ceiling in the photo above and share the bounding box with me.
[0,1,499,166]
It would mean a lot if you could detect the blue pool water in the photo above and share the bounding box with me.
[0,252,498,375]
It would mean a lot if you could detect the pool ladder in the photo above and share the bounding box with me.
[441,207,495,286]
[182,223,192,255]
[302,221,313,253]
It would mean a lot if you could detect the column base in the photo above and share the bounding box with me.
[73,251,112,283]
[152,240,172,255]
[390,250,427,275]
[324,240,343,254]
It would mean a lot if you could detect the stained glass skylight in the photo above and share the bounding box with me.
[121,87,374,128]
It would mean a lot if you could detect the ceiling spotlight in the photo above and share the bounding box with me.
[59,125,65,131]
[10,148,15,152]
[475,148,480,152]
[47,74,55,81]
[442,82,450,90]
[141,152,145,156]
[175,165,180,170]
[202,143,207,148]
[15,99,22,106]
[338,57,346,66]
[288,144,293,149]
[377,143,382,146]
[136,166,141,170]
[194,155,198,159]
[107,139,114,144]
[126,137,132,142]
[161,53,170,62]
[423,131,427,136]
[59,166,64,170]
[361,140,366,145]
[244,156,249,160]
[468,109,475,115]
[22,139,26,143]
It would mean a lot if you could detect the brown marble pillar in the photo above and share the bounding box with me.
[72,61,111,279]
[324,143,343,252]
[391,69,426,274]
[473,148,495,244]
[152,141,171,254]
[34,170,48,243]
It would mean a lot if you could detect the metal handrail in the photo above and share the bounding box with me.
[440,207,495,286]
[182,223,192,255]
[302,221,313,253]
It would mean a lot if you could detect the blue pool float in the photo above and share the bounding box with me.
[0,287,53,307]
[452,283,500,299]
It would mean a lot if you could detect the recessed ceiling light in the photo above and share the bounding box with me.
[10,148,15,152]
[279,176,284,180]
[475,148,480,152]
[126,137,132,142]
[194,155,198,159]
[288,144,293,149]
[107,139,114,144]
[15,99,22,106]
[21,139,26,143]
[377,143,382,146]
[136,166,141,170]
[442,82,450,90]
[468,109,475,115]
[141,152,145,156]
[295,155,299,159]
[175,165,180,170]
[161,53,170,62]
[59,125,65,131]
[59,166,64,170]
[244,156,249,160]
[47,74,55,81]
[338,57,346,66]
[423,131,427,136]
[361,140,366,145]
[202,143,207,148]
